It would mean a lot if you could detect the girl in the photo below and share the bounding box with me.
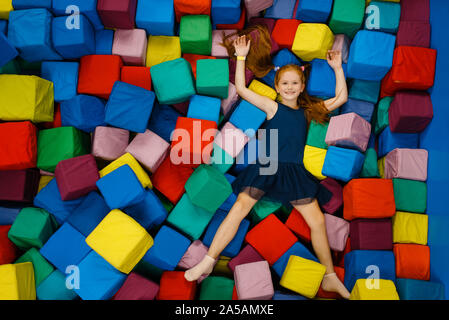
[185,33,351,299]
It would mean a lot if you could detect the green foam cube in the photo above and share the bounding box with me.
[250,198,282,224]
[36,270,78,300]
[199,276,234,300]
[184,164,233,213]
[210,143,234,174]
[166,194,215,240]
[360,148,380,178]
[8,207,57,250]
[393,178,427,213]
[196,59,229,99]
[348,79,381,104]
[150,57,196,105]
[180,15,212,55]
[374,96,393,135]
[306,120,329,149]
[15,248,54,287]
[329,0,365,38]
[37,126,91,172]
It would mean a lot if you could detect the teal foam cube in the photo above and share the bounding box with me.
[196,59,229,99]
[180,15,212,55]
[37,270,78,300]
[210,143,234,174]
[348,79,381,104]
[364,1,401,34]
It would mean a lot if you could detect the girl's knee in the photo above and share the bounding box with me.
[236,192,257,211]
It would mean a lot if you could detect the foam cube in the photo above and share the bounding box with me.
[187,95,221,124]
[95,29,114,54]
[214,122,249,158]
[0,19,6,33]
[396,21,430,47]
[157,271,196,300]
[245,0,274,19]
[303,145,327,180]
[343,178,396,221]
[180,15,212,55]
[78,55,123,100]
[40,103,62,130]
[174,0,211,22]
[393,178,427,213]
[234,261,274,300]
[384,148,428,181]
[0,263,35,300]
[0,169,39,203]
[292,23,334,61]
[261,48,301,88]
[151,58,195,104]
[113,272,159,300]
[178,240,216,283]
[331,34,351,64]
[360,148,380,178]
[228,57,255,86]
[250,198,282,224]
[272,242,318,277]
[319,178,343,214]
[392,211,428,245]
[7,9,62,62]
[248,79,277,100]
[183,53,217,80]
[52,14,95,59]
[136,0,175,36]
[146,35,181,68]
[60,95,106,133]
[143,225,191,271]
[400,0,430,22]
[350,279,399,300]
[147,103,182,143]
[229,100,267,138]
[328,0,365,38]
[0,122,37,170]
[196,59,229,99]
[36,269,78,300]
[307,58,347,98]
[325,113,371,152]
[0,0,13,19]
[322,146,365,182]
[92,127,129,162]
[348,79,380,104]
[271,19,301,50]
[38,176,54,194]
[41,62,78,102]
[15,248,53,288]
[211,29,235,58]
[324,214,350,252]
[228,244,265,273]
[124,188,168,230]
[112,28,147,66]
[12,0,49,9]
[394,244,430,280]
[264,0,296,18]
[210,0,240,25]
[52,0,103,31]
[97,0,137,29]
[0,32,17,68]
[210,143,235,173]
[378,126,419,158]
[0,226,18,264]
[295,0,333,23]
[121,66,152,91]
[396,278,445,300]
[350,218,393,250]
[364,1,400,34]
[199,276,234,300]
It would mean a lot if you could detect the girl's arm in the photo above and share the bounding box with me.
[323,50,348,112]
[233,36,278,118]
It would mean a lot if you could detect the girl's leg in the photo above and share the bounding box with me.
[184,192,259,282]
[292,199,350,299]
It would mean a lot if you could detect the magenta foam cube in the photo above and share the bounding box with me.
[228,244,265,273]
[54,154,99,201]
[234,261,274,300]
[396,21,430,47]
[113,272,159,300]
[177,240,216,283]
[92,126,130,161]
[125,129,170,173]
[245,0,275,20]
[229,58,254,86]
[388,91,433,133]
[384,148,428,182]
[112,29,148,66]
[221,82,239,116]
[400,0,430,22]
[332,34,351,64]
[211,29,236,58]
[249,17,277,34]
[325,112,372,152]
[324,214,349,252]
[215,122,249,158]
[319,178,343,214]
[97,0,137,29]
[350,218,393,250]
[0,169,40,203]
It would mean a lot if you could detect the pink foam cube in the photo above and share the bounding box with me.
[319,178,343,214]
[92,126,130,161]
[113,272,159,300]
[324,214,349,252]
[234,261,274,300]
[177,240,216,283]
[384,148,428,181]
[245,0,274,20]
[332,34,351,64]
[125,129,170,173]
[212,30,237,58]
[221,82,239,116]
[325,112,371,152]
[112,29,148,66]
[396,21,430,48]
[228,244,265,273]
[215,122,249,158]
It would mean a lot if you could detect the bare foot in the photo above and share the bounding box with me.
[184,255,216,282]
[321,273,351,299]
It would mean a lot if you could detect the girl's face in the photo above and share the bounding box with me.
[275,70,305,102]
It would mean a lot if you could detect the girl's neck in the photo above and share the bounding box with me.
[280,98,300,110]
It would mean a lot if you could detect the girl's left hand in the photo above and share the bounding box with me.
[327,50,342,70]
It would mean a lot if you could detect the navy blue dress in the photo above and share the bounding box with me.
[232,103,332,210]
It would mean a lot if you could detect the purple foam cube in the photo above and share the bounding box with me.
[332,34,351,64]
[228,244,265,273]
[229,58,254,86]
[324,214,349,252]
[112,28,147,66]
[325,112,372,152]
[97,0,137,29]
[92,126,130,161]
[319,178,343,214]
[248,17,276,34]
[340,98,375,123]
[177,240,216,283]
[234,261,274,300]
[384,148,428,182]
[388,91,433,133]
[400,0,430,22]
[0,169,40,203]
[350,218,393,250]
[221,82,239,116]
[55,154,99,201]
[396,21,430,48]
[113,272,159,300]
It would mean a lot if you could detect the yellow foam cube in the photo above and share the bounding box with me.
[86,209,154,274]
[392,211,428,245]
[0,75,54,122]
[0,0,13,19]
[38,175,54,193]
[211,256,233,277]
[280,255,326,299]
[99,152,152,189]
[248,80,278,101]
[350,279,399,300]
[292,23,335,62]
[303,145,327,180]
[0,263,36,300]
[378,156,385,178]
[146,35,181,68]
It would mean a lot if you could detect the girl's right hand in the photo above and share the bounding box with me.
[233,35,251,57]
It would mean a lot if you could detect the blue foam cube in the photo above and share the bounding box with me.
[202,211,250,257]
[307,58,347,98]
[348,79,381,104]
[0,206,22,225]
[347,30,396,81]
[340,98,375,123]
[0,20,7,34]
[364,1,401,34]
[60,95,106,133]
[322,146,365,182]
[0,32,18,68]
[136,0,175,36]
[34,179,86,225]
[219,174,237,212]
[124,188,168,230]
[95,29,113,55]
[7,9,62,62]
[74,251,126,300]
[295,0,333,23]
[96,165,146,210]
[66,191,110,237]
[234,136,259,174]
[52,0,103,31]
[105,81,156,133]
[187,95,221,125]
[52,14,96,59]
[211,0,242,25]
[265,0,297,19]
[229,100,267,138]
[273,290,308,300]
[261,48,302,88]
[41,62,79,102]
[272,242,318,277]
[12,0,51,9]
[396,278,445,300]
[142,225,191,271]
[344,250,396,292]
[147,103,181,143]
[378,126,419,158]
[368,133,376,149]
[39,223,92,273]
[37,269,79,300]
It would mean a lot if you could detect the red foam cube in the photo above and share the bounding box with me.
[393,243,430,280]
[316,266,345,299]
[272,19,302,49]
[156,271,196,300]
[0,226,19,264]
[174,0,211,23]
[0,121,37,171]
[120,66,152,91]
[285,208,311,242]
